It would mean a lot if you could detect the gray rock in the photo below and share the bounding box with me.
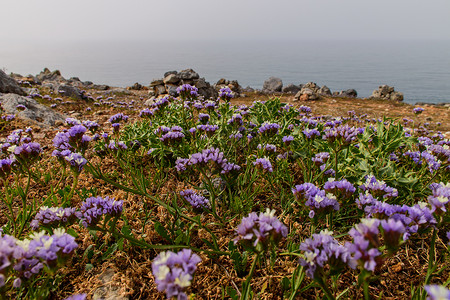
[148,88,156,97]
[36,68,65,82]
[194,78,208,89]
[303,82,320,92]
[242,86,254,93]
[0,93,66,126]
[300,88,314,96]
[93,268,128,300]
[318,85,332,96]
[165,84,178,96]
[379,85,394,96]
[164,70,178,77]
[92,84,110,90]
[0,70,26,96]
[390,91,404,102]
[263,77,283,92]
[179,69,199,80]
[83,81,93,86]
[282,84,301,94]
[129,82,143,90]
[56,84,84,100]
[337,89,357,98]
[163,73,180,84]
[150,79,164,87]
[154,85,167,95]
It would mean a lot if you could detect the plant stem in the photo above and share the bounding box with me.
[242,253,260,300]
[424,227,437,285]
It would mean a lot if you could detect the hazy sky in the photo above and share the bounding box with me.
[2,0,450,42]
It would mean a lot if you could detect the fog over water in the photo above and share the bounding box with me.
[2,39,450,104]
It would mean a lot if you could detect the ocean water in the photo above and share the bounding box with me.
[2,39,450,104]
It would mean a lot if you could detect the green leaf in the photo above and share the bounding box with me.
[101,243,118,260]
[154,222,173,243]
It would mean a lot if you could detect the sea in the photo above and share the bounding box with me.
[2,39,450,104]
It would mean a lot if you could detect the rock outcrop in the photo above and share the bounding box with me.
[0,70,26,96]
[0,93,66,126]
[369,85,404,101]
[214,78,243,97]
[333,89,358,98]
[293,82,332,101]
[148,69,218,99]
[262,77,283,93]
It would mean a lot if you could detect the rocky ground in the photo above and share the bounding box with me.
[1,69,449,299]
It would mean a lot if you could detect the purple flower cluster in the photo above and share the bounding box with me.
[219,87,234,101]
[234,209,288,251]
[345,218,383,271]
[413,107,424,114]
[53,126,91,153]
[292,183,340,218]
[109,113,129,124]
[0,229,77,288]
[299,230,355,279]
[177,84,198,99]
[139,108,154,118]
[30,206,78,230]
[282,135,294,146]
[311,152,330,165]
[160,126,185,145]
[152,249,201,300]
[356,193,436,239]
[52,149,87,173]
[64,294,87,300]
[198,113,210,123]
[78,196,123,227]
[227,113,243,126]
[359,175,398,199]
[179,189,210,209]
[13,142,42,166]
[303,128,321,139]
[0,158,15,179]
[196,124,219,136]
[323,178,356,200]
[175,148,240,174]
[428,182,450,214]
[258,122,280,136]
[253,157,273,173]
[323,125,360,145]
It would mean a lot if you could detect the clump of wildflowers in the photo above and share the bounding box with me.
[219,87,234,102]
[359,175,398,199]
[253,157,273,173]
[258,122,280,136]
[151,249,201,300]
[179,189,210,210]
[323,178,356,201]
[312,152,330,165]
[175,148,240,175]
[413,107,424,115]
[427,182,450,214]
[177,84,198,100]
[234,209,288,252]
[299,230,355,279]
[30,206,78,230]
[77,196,123,228]
[292,183,340,218]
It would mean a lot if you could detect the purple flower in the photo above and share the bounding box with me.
[152,249,201,300]
[312,152,330,165]
[109,113,129,124]
[427,182,450,214]
[299,230,355,279]
[78,196,123,227]
[413,107,424,115]
[31,206,78,230]
[258,122,280,136]
[160,131,185,145]
[304,190,340,218]
[323,125,360,145]
[253,157,273,173]
[13,142,42,166]
[180,189,210,209]
[16,104,26,111]
[323,178,356,200]
[424,285,450,300]
[219,87,234,101]
[303,128,321,139]
[177,84,198,99]
[234,209,288,251]
[381,219,405,250]
[175,148,240,175]
[198,113,210,123]
[282,135,294,146]
[359,175,398,199]
[227,113,243,126]
[0,158,15,179]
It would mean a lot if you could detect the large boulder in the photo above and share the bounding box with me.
[282,84,301,94]
[179,69,200,80]
[318,85,332,96]
[263,77,283,93]
[369,85,403,101]
[334,89,358,98]
[0,70,26,96]
[0,93,66,126]
[35,68,66,83]
[163,73,180,84]
[55,83,85,100]
[214,78,242,97]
